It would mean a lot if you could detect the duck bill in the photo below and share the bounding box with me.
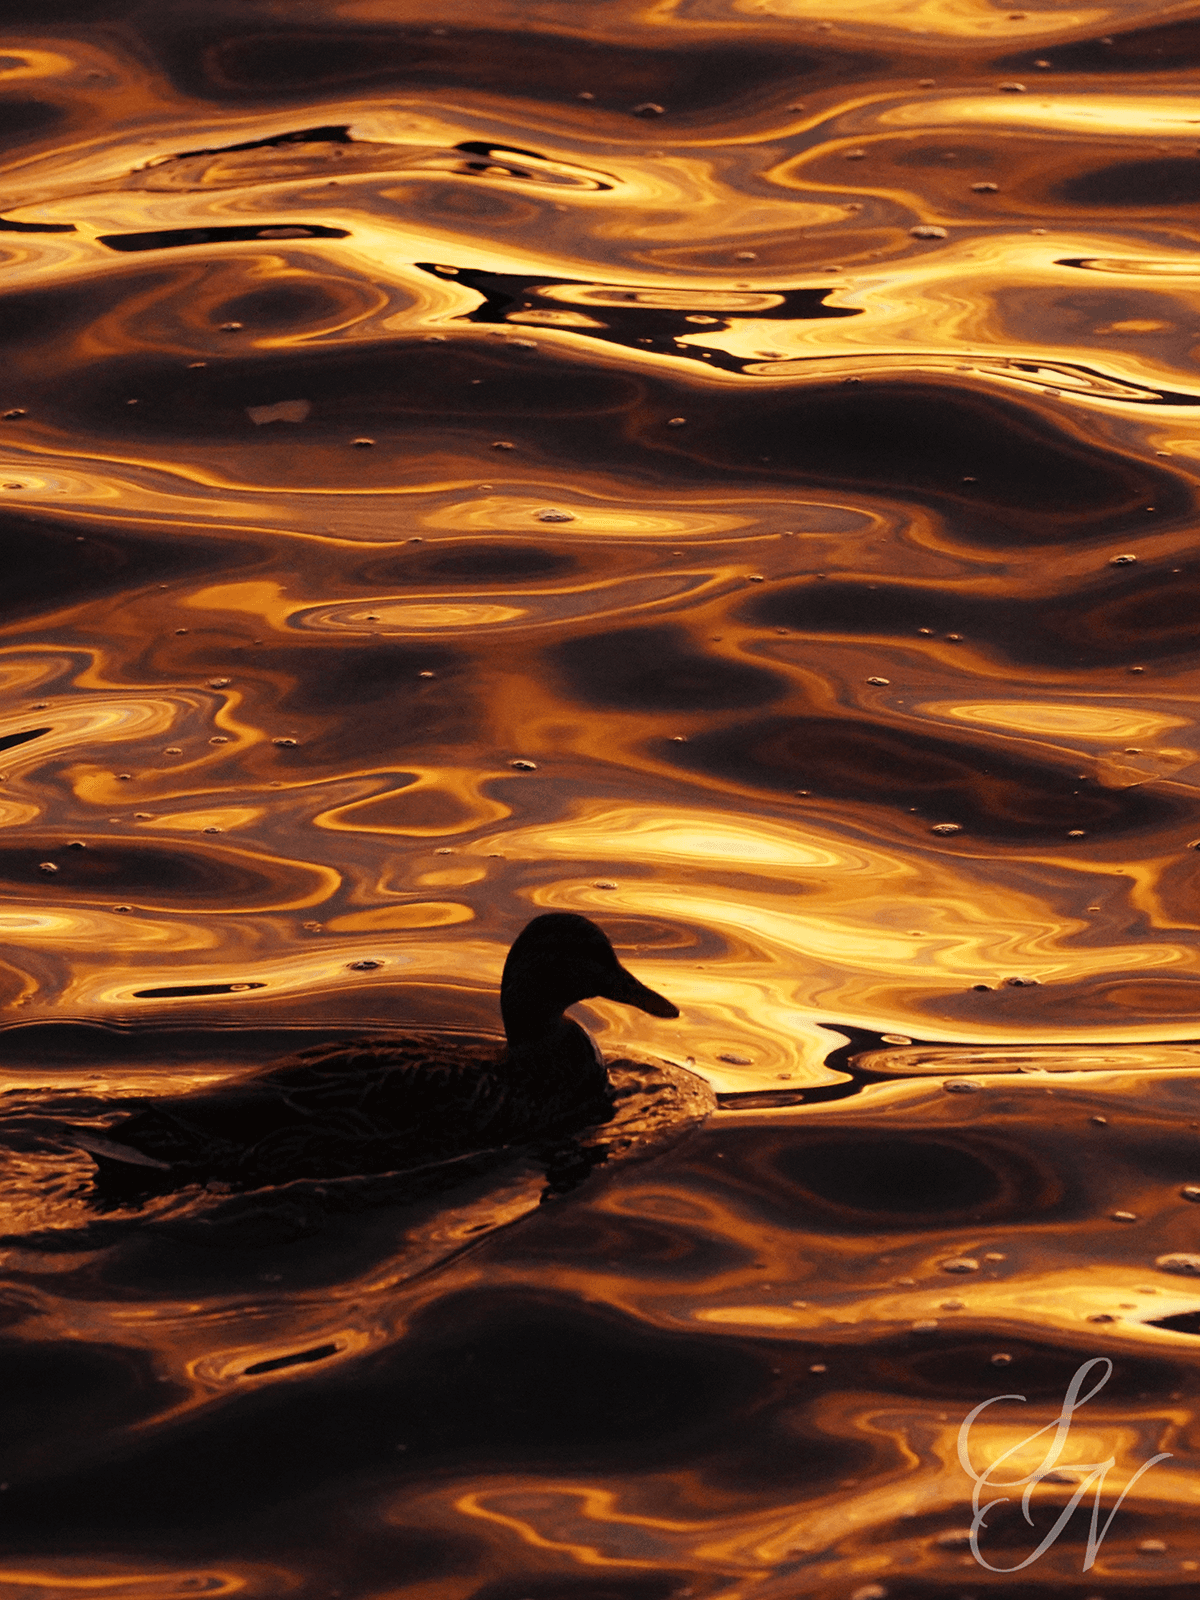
[599,964,680,1019]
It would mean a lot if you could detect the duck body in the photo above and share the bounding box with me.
[82,913,678,1191]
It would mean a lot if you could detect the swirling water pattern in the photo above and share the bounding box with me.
[2,1,1200,1595]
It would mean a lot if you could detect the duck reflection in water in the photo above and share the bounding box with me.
[75,913,678,1193]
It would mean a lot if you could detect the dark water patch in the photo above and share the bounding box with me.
[0,264,180,356]
[781,1135,1009,1217]
[0,840,328,908]
[0,215,76,233]
[1148,1309,1200,1335]
[100,223,350,252]
[665,714,1192,841]
[133,982,268,999]
[167,124,355,161]
[0,725,49,753]
[2,1290,773,1534]
[748,559,1200,668]
[553,625,784,712]
[243,1341,339,1375]
[471,1581,682,1600]
[1003,17,1200,73]
[899,1338,1181,1403]
[684,380,1186,535]
[0,514,260,622]
[51,340,641,447]
[262,642,476,761]
[0,1338,175,1480]
[0,96,63,149]
[1059,157,1200,207]
[359,543,576,585]
[688,1123,1067,1232]
[163,24,848,117]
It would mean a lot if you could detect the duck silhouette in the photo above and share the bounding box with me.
[76,913,679,1191]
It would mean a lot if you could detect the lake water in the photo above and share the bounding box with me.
[1,3,1200,1596]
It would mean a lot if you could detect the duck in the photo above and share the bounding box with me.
[75,912,679,1192]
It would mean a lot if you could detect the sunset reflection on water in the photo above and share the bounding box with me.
[1,1,1200,1595]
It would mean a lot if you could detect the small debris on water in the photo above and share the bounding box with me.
[936,1530,972,1549]
[1088,1312,1118,1323]
[1155,1253,1200,1276]
[352,437,375,448]
[1180,1185,1200,1201]
[247,400,310,425]
[348,959,382,970]
[719,1053,753,1065]
[912,1319,938,1332]
[1003,976,1038,986]
[930,822,961,835]
[219,321,243,331]
[1091,1115,1108,1125]
[632,102,664,117]
[998,81,1026,92]
[1111,1211,1137,1222]
[990,1352,1013,1366]
[810,1363,826,1373]
[302,921,323,933]
[510,758,537,770]
[972,182,999,192]
[867,676,890,685]
[272,737,297,747]
[535,508,575,522]
[943,1079,982,1093]
[940,1299,965,1310]
[2,408,26,419]
[38,862,57,874]
[593,880,617,889]
[418,671,435,679]
[209,736,228,745]
[881,1034,912,1045]
[1140,1540,1168,1554]
[1110,553,1137,566]
[941,1257,980,1273]
[667,416,687,426]
[208,678,230,688]
[910,225,948,239]
[491,440,514,449]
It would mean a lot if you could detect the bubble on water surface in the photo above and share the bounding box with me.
[1156,1253,1200,1276]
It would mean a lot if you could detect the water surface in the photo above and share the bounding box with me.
[2,2,1200,1595]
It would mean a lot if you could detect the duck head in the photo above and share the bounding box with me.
[501,912,679,1052]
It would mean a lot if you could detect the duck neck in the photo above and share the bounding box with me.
[502,990,601,1071]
